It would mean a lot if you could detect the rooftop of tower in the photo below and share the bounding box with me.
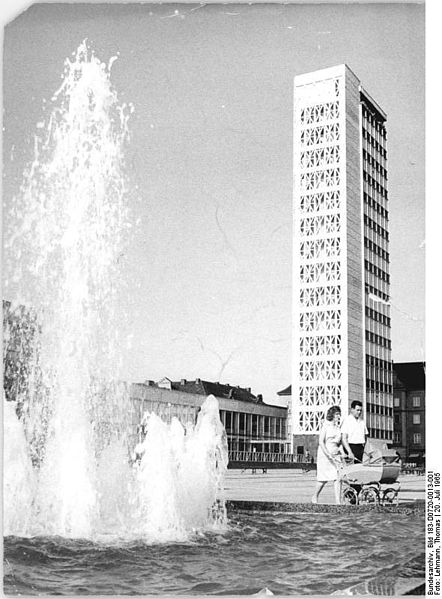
[294,63,387,121]
[360,87,387,123]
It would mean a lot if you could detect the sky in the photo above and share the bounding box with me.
[2,2,425,407]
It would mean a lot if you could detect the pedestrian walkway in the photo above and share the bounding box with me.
[224,469,425,504]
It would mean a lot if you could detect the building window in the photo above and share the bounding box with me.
[413,414,421,425]
[264,417,270,436]
[413,433,422,444]
[239,413,246,435]
[394,432,401,443]
[225,412,232,433]
[412,396,421,407]
[394,396,400,407]
[251,415,258,436]
[276,418,282,438]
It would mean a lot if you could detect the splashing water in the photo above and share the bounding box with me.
[3,399,37,537]
[3,42,228,541]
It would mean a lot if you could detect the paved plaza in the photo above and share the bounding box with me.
[224,469,425,505]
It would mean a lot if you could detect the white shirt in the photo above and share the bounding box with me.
[341,414,368,444]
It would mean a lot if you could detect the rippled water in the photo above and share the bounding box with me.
[4,509,424,595]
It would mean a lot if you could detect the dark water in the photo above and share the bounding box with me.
[4,510,425,595]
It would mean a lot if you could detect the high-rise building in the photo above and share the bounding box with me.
[291,64,393,454]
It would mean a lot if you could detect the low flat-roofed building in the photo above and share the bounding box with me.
[130,378,289,455]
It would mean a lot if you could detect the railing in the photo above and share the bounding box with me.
[228,450,312,464]
[401,464,425,476]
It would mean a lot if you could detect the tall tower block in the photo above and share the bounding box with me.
[291,64,393,453]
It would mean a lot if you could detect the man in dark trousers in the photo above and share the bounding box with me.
[341,400,368,462]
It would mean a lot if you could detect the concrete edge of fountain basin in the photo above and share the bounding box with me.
[226,499,426,515]
[330,550,426,597]
[330,576,425,597]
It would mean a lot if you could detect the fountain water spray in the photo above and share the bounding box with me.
[3,41,228,541]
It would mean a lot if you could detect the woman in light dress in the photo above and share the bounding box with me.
[312,405,343,505]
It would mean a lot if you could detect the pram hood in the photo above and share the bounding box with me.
[362,440,399,465]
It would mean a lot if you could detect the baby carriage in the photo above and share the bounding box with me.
[339,442,401,505]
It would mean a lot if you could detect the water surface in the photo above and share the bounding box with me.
[4,509,425,595]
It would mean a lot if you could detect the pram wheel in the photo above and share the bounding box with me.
[342,487,358,505]
[358,486,379,505]
[382,488,398,504]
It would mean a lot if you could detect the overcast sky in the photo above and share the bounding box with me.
[3,2,425,406]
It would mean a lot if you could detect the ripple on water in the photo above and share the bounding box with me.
[4,510,425,595]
